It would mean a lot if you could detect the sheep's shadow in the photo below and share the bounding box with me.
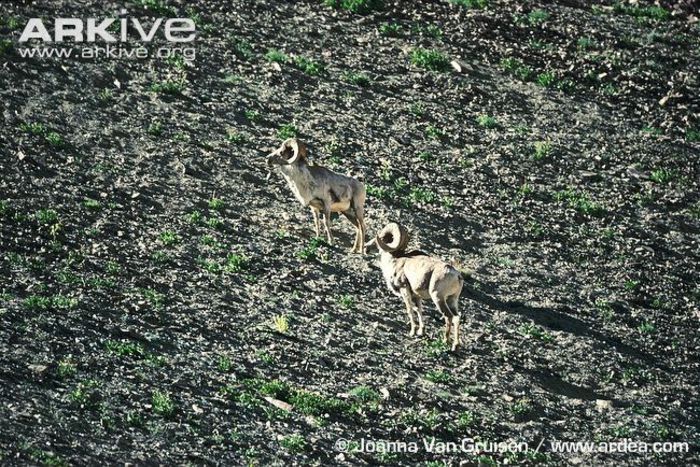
[464,286,670,373]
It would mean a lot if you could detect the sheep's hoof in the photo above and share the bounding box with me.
[408,329,416,337]
[451,343,460,352]
[416,329,424,337]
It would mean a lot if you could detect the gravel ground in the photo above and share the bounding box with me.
[0,0,698,465]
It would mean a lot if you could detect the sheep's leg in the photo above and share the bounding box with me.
[355,204,366,253]
[400,288,417,336]
[321,206,333,245]
[448,295,461,351]
[310,208,321,237]
[342,210,361,253]
[415,299,424,337]
[431,292,454,345]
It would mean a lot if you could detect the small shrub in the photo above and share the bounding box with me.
[324,0,383,14]
[410,48,450,72]
[152,390,174,416]
[280,434,306,452]
[343,72,370,87]
[532,141,552,160]
[450,0,488,8]
[379,22,402,37]
[425,369,451,384]
[477,115,497,128]
[265,49,288,63]
[278,123,297,139]
[650,168,675,184]
[338,294,354,309]
[272,314,289,333]
[150,79,185,94]
[159,230,179,246]
[528,9,550,25]
[294,56,323,75]
[536,71,556,87]
[614,3,670,21]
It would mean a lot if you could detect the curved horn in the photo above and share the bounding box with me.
[375,223,409,252]
[286,138,307,164]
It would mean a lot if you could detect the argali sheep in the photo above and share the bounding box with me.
[366,223,464,351]
[266,138,366,253]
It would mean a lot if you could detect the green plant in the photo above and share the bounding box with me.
[555,189,605,216]
[41,129,63,146]
[595,298,614,321]
[217,355,232,372]
[141,288,165,309]
[57,358,77,378]
[477,115,497,128]
[136,0,176,16]
[225,253,248,273]
[338,294,354,309]
[425,125,444,140]
[528,9,550,24]
[289,390,349,416]
[244,109,261,122]
[20,122,46,135]
[278,123,297,139]
[650,168,675,184]
[379,22,402,36]
[536,71,556,87]
[280,434,306,452]
[150,78,185,94]
[344,72,370,87]
[511,398,533,415]
[456,410,478,429]
[294,56,323,75]
[95,89,114,103]
[105,339,144,357]
[577,37,595,50]
[0,39,12,56]
[186,210,202,224]
[265,49,288,63]
[324,0,383,14]
[500,57,534,81]
[425,369,451,384]
[532,140,552,160]
[409,187,437,205]
[410,48,450,72]
[518,323,553,342]
[450,0,488,8]
[159,230,179,246]
[272,314,289,333]
[232,38,253,60]
[152,390,174,417]
[83,198,101,210]
[147,121,163,136]
[227,130,247,144]
[208,197,225,211]
[613,3,670,21]
[349,386,381,404]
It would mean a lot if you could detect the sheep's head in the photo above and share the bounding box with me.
[266,138,307,167]
[374,222,410,253]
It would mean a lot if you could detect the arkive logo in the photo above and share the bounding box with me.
[16,15,197,60]
[19,17,196,43]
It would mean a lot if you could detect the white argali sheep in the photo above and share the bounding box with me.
[266,138,366,253]
[366,223,464,351]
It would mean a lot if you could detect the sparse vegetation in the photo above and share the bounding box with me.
[410,48,451,72]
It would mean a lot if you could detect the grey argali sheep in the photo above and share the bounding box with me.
[266,138,366,253]
[366,223,464,351]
